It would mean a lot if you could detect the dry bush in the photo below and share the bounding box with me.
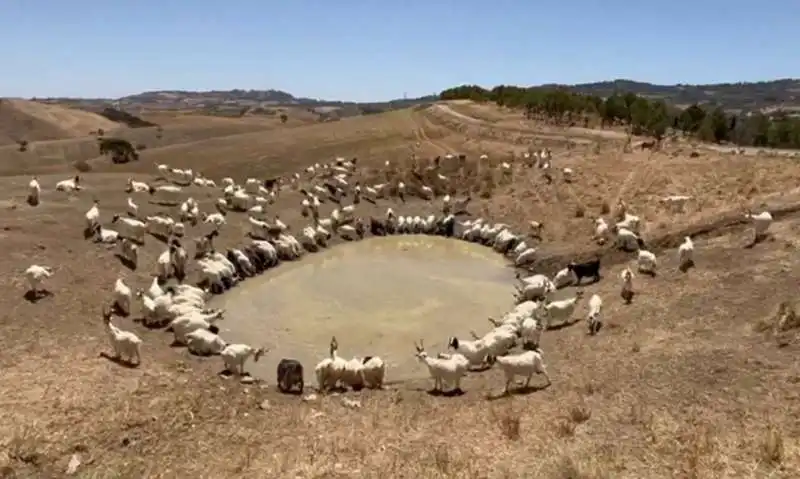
[761,424,784,466]
[754,300,800,333]
[555,398,592,437]
[73,159,92,172]
[493,407,521,441]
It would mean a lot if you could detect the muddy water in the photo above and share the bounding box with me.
[211,235,516,384]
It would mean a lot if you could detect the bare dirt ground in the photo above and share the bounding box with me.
[2,101,800,478]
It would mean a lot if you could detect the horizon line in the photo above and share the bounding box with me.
[11,76,800,104]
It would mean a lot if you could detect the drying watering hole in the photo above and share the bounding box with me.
[212,235,516,381]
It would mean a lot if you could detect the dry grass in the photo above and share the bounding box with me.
[1,101,800,477]
[0,99,121,146]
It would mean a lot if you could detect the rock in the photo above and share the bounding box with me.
[66,453,81,475]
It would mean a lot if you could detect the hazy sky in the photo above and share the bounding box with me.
[2,0,798,101]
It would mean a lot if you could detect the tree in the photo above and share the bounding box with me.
[99,138,138,164]
[438,83,800,149]
[677,104,705,134]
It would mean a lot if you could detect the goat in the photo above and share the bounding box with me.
[102,308,142,366]
[678,236,694,272]
[587,294,602,335]
[277,359,304,394]
[567,257,601,285]
[488,349,550,395]
[744,210,773,243]
[24,264,53,298]
[27,176,41,206]
[414,339,468,394]
[220,344,266,376]
[620,268,635,304]
[540,290,585,329]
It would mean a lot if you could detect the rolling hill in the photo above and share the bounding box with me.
[0,99,122,146]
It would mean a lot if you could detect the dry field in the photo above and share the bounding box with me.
[0,101,318,175]
[2,99,800,479]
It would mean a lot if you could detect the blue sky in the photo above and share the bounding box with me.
[1,0,798,101]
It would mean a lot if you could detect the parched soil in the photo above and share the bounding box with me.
[1,104,800,478]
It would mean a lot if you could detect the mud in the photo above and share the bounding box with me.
[212,235,517,383]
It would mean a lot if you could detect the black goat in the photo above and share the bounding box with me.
[567,257,601,284]
[369,217,387,236]
[436,215,456,237]
[277,359,304,394]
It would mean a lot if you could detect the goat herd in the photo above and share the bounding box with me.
[19,150,776,398]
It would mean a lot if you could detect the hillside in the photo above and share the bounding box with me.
[0,99,122,146]
[547,78,800,112]
[43,90,440,119]
[37,79,800,117]
[3,102,800,477]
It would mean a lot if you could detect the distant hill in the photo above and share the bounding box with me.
[0,99,122,146]
[32,78,800,118]
[97,107,158,128]
[41,90,440,119]
[543,79,800,112]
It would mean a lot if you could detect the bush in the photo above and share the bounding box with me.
[73,159,92,172]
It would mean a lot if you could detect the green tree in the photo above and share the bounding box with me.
[99,138,138,164]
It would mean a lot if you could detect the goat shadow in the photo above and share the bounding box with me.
[148,232,170,244]
[111,303,130,317]
[485,382,550,401]
[133,317,166,331]
[99,352,140,369]
[82,227,94,240]
[425,388,465,397]
[744,233,772,249]
[23,289,52,304]
[546,318,581,332]
[574,275,602,287]
[114,254,137,271]
[678,259,695,273]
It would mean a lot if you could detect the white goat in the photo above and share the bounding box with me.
[220,344,266,376]
[637,247,657,276]
[85,200,100,233]
[745,210,773,242]
[540,290,585,329]
[186,328,227,356]
[447,336,491,370]
[55,175,81,192]
[126,197,139,217]
[678,236,694,271]
[118,238,139,267]
[113,278,132,316]
[126,178,150,193]
[587,293,602,335]
[102,309,142,366]
[414,339,469,394]
[111,215,147,244]
[27,176,40,206]
[24,264,53,297]
[620,268,635,304]
[489,349,550,395]
[149,185,183,206]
